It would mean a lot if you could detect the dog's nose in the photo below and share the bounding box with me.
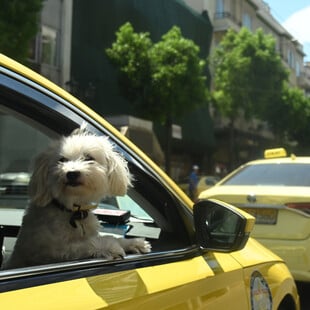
[66,171,81,181]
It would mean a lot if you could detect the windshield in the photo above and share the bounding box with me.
[222,163,310,186]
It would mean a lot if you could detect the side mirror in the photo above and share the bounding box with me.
[193,199,255,252]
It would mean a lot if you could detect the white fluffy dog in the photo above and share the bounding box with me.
[4,126,151,269]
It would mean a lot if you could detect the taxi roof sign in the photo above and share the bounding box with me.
[264,148,287,159]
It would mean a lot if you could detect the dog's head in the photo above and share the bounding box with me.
[29,126,132,209]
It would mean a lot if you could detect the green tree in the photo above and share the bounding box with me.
[106,22,209,174]
[211,28,288,167]
[278,85,310,147]
[0,0,43,63]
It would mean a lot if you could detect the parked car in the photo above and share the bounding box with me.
[0,55,299,309]
[200,147,310,283]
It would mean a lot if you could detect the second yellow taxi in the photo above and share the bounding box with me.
[200,148,310,283]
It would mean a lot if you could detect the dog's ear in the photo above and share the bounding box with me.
[29,150,53,207]
[70,122,89,136]
[107,153,132,196]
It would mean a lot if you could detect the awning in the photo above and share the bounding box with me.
[106,115,164,165]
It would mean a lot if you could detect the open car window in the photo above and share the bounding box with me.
[0,75,193,272]
[0,106,51,206]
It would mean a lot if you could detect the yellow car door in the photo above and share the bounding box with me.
[0,253,247,309]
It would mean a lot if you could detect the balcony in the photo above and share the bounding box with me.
[213,12,241,32]
[297,73,310,90]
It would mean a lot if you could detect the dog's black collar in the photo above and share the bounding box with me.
[52,199,89,228]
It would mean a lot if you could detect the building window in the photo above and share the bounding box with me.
[296,61,300,77]
[242,13,252,30]
[41,25,58,67]
[28,36,40,63]
[215,0,225,18]
[287,49,295,68]
[216,0,224,13]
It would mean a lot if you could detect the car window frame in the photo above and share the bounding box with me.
[0,67,200,292]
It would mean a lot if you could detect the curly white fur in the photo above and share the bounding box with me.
[3,127,151,269]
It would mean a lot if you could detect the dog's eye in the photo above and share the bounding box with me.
[59,157,68,163]
[84,154,95,162]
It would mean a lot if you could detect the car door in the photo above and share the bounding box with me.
[0,66,249,309]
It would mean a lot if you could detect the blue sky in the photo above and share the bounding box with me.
[264,1,310,61]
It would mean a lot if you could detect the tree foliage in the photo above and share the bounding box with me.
[106,22,209,173]
[106,22,152,105]
[211,27,310,161]
[0,0,43,63]
[212,28,288,121]
[148,26,208,122]
[279,85,310,145]
[106,22,209,123]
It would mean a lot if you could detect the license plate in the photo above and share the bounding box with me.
[242,208,278,225]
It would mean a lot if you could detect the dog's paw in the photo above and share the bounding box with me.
[104,245,126,260]
[95,235,126,260]
[118,238,152,254]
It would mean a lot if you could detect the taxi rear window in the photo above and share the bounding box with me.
[223,163,310,186]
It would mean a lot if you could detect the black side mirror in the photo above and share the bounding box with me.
[193,199,255,252]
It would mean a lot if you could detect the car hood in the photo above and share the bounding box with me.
[199,185,310,205]
[231,237,284,267]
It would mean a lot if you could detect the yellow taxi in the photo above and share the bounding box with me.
[0,55,299,309]
[200,148,310,283]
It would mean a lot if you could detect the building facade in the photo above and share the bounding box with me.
[32,0,309,176]
[184,0,307,89]
[183,0,310,169]
[31,0,215,181]
[29,0,73,89]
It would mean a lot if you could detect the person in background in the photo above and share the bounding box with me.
[188,165,199,201]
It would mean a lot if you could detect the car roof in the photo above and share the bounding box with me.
[245,156,310,166]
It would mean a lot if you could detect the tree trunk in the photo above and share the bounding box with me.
[164,116,172,176]
[229,118,236,170]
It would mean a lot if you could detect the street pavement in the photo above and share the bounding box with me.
[297,282,310,309]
